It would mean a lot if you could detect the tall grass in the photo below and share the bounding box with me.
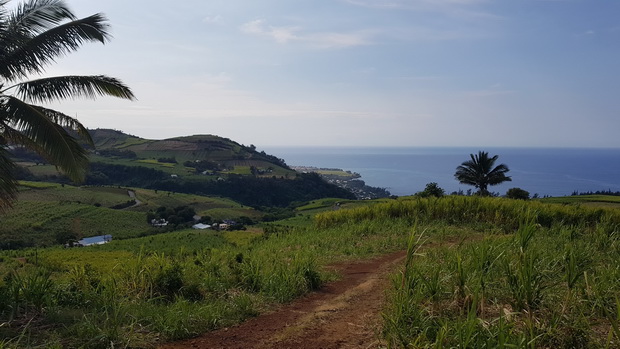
[0,205,414,347]
[315,196,620,233]
[2,196,620,347]
[377,197,620,348]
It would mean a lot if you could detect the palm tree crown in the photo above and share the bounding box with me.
[454,151,511,196]
[0,0,135,208]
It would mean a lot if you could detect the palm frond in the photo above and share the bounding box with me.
[1,13,110,80]
[0,145,18,210]
[0,1,9,26]
[14,75,136,103]
[8,0,75,36]
[1,96,89,181]
[35,105,93,145]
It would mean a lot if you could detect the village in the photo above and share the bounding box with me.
[292,166,391,200]
[65,217,242,248]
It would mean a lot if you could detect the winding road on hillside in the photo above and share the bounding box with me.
[127,190,142,208]
[159,251,406,349]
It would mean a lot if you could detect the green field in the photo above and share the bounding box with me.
[0,184,263,249]
[1,195,620,347]
[128,188,262,220]
[314,169,358,177]
[540,194,620,208]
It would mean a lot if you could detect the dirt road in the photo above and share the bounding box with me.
[160,250,406,349]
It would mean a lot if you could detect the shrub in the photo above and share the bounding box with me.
[506,187,530,200]
[416,182,445,198]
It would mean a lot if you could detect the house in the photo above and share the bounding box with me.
[76,234,112,247]
[192,223,211,230]
[151,218,168,227]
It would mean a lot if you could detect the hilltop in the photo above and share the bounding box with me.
[88,129,290,172]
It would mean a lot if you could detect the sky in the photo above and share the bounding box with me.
[27,0,620,147]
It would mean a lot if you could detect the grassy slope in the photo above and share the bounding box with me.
[88,129,294,178]
[2,195,619,347]
[129,188,262,220]
[19,129,296,180]
[0,183,261,248]
[0,183,146,247]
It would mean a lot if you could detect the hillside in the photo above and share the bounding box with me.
[12,129,356,207]
[0,182,262,249]
[89,128,291,174]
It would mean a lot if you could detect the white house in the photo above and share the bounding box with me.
[76,234,112,247]
[192,223,211,230]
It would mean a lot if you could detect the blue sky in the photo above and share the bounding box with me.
[38,0,620,147]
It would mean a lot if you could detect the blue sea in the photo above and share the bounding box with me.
[264,147,620,197]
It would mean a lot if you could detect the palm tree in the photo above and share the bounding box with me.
[0,0,135,208]
[454,151,511,196]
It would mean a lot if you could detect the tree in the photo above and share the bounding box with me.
[506,187,530,200]
[416,182,445,198]
[0,0,135,208]
[454,151,511,196]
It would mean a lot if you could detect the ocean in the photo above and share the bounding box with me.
[264,147,620,197]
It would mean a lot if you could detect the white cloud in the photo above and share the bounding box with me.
[241,19,300,43]
[240,19,372,48]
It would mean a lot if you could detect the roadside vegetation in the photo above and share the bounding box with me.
[315,196,620,348]
[0,195,619,347]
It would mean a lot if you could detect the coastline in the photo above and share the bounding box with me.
[291,166,391,199]
[267,147,620,197]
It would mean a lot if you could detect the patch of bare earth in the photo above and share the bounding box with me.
[159,250,406,349]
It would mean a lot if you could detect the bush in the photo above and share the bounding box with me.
[416,182,445,198]
[506,187,530,200]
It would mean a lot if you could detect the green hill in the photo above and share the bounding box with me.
[89,128,291,176]
[13,129,356,208]
[0,182,262,249]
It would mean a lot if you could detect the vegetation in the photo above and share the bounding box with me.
[0,0,134,209]
[506,187,530,200]
[540,194,620,209]
[10,128,356,208]
[0,184,264,249]
[83,163,356,208]
[455,151,511,196]
[0,201,405,347]
[146,205,197,227]
[0,195,619,348]
[315,197,620,348]
[384,226,619,347]
[416,182,445,198]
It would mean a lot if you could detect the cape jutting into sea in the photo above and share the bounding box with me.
[265,147,620,197]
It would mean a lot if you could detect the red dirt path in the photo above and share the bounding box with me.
[159,250,406,349]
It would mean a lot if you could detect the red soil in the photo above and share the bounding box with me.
[159,250,406,349]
